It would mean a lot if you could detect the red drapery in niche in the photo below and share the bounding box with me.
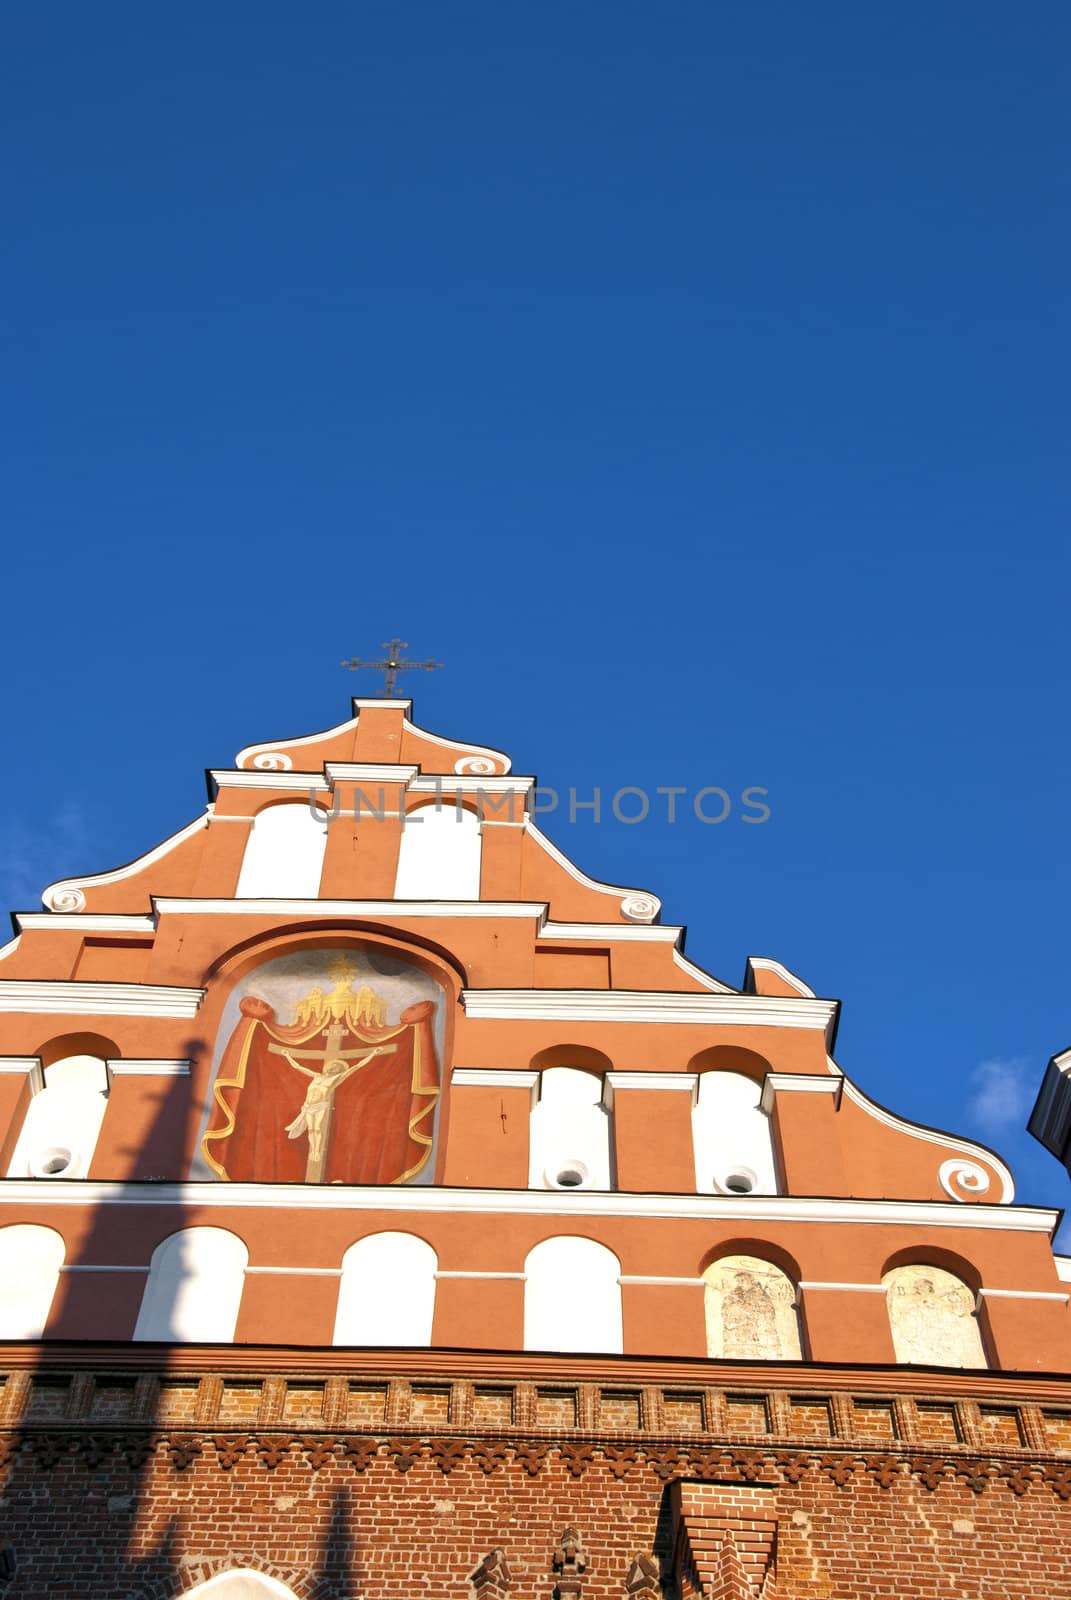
[201,993,440,1185]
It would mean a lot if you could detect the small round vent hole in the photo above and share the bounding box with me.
[556,1169,585,1188]
[724,1170,755,1194]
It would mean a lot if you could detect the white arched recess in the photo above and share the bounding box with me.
[529,1068,612,1190]
[6,1055,109,1180]
[524,1237,623,1354]
[333,1232,437,1346]
[0,1224,65,1337]
[181,1573,300,1600]
[692,1071,778,1196]
[393,803,482,900]
[235,803,328,897]
[133,1228,248,1343]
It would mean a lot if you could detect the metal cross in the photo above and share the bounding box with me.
[340,638,443,698]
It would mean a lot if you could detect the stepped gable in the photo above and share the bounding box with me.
[0,694,1069,1599]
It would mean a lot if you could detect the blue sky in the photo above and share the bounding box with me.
[3,4,1069,1225]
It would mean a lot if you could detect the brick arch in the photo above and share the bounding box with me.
[176,1559,311,1599]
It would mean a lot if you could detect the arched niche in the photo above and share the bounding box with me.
[6,1051,110,1180]
[882,1262,987,1368]
[523,1236,623,1354]
[0,1224,65,1338]
[702,1252,802,1360]
[333,1232,437,1346]
[236,802,328,898]
[691,1069,778,1197]
[181,1572,301,1600]
[394,800,482,900]
[133,1227,248,1343]
[194,944,446,1186]
[528,1066,612,1190]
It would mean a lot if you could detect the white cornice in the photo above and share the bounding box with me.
[746,957,816,998]
[605,1071,698,1093]
[760,1072,843,1114]
[107,1059,191,1077]
[410,775,534,798]
[354,697,411,712]
[324,763,420,784]
[153,897,548,920]
[210,771,326,792]
[450,1069,540,1090]
[0,982,203,1018]
[0,1180,1056,1234]
[541,921,681,944]
[0,1057,44,1093]
[16,914,157,934]
[976,1288,1069,1305]
[461,989,839,1040]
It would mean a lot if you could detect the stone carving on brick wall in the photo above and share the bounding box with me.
[702,1256,802,1360]
[883,1265,987,1369]
[552,1529,586,1600]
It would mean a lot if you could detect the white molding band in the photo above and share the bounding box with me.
[1055,1256,1071,1284]
[0,1057,44,1094]
[618,1275,704,1287]
[153,897,547,920]
[107,1059,191,1077]
[540,921,681,944]
[798,1281,889,1294]
[324,763,420,784]
[434,1270,527,1281]
[244,1265,341,1277]
[16,914,158,933]
[450,1069,540,1090]
[210,771,329,792]
[0,1180,1055,1234]
[462,989,838,1038]
[0,982,204,1018]
[603,1072,698,1111]
[409,775,534,798]
[976,1288,1070,1305]
[59,1264,149,1274]
[760,1072,843,1114]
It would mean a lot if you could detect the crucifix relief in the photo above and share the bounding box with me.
[201,954,442,1186]
[271,1021,398,1182]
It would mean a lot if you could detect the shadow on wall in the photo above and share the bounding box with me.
[0,1049,362,1600]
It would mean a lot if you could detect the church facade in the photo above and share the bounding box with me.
[1,697,1069,1599]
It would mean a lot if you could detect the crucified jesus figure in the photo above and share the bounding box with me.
[268,1022,398,1181]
